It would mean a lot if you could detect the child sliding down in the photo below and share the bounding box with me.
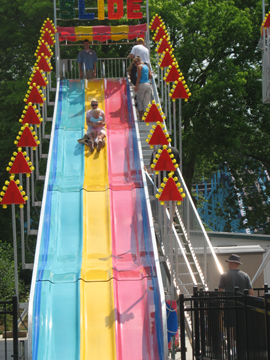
[77,107,106,152]
[87,108,106,152]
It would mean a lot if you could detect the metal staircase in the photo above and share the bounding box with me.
[133,94,213,300]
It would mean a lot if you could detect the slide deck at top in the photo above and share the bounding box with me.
[30,77,165,360]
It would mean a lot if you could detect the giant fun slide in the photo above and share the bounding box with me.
[28,78,166,360]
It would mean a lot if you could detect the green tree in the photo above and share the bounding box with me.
[150,0,270,232]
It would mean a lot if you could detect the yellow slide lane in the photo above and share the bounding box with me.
[80,79,116,360]
[84,79,109,191]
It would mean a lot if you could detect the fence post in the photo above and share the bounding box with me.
[243,289,249,360]
[193,286,200,358]
[12,296,18,360]
[199,290,205,358]
[265,292,270,360]
[179,294,186,360]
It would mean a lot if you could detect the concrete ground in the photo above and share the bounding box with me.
[169,332,192,360]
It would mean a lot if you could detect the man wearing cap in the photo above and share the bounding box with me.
[77,39,97,80]
[128,38,150,64]
[218,254,254,295]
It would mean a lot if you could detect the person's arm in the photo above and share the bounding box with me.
[86,111,91,126]
[127,53,135,60]
[148,69,153,80]
[87,112,99,128]
[218,274,225,292]
[100,110,105,125]
[93,62,96,78]
[246,275,254,296]
[77,52,83,79]
[135,65,142,92]
[79,63,83,79]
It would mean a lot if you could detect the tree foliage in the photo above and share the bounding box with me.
[150,0,270,233]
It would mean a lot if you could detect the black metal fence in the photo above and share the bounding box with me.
[0,296,18,360]
[180,286,270,360]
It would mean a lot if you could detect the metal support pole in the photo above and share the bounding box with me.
[37,107,42,159]
[19,174,26,269]
[47,77,50,104]
[204,236,207,285]
[30,148,35,207]
[157,55,160,88]
[164,80,167,118]
[12,205,19,301]
[169,201,174,300]
[42,91,46,139]
[161,69,164,104]
[251,247,270,285]
[173,100,176,148]
[168,83,172,134]
[179,99,182,173]
[26,176,31,235]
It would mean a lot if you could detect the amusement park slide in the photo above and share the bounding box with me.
[28,78,166,360]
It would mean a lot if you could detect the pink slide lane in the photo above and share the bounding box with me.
[105,79,162,360]
[105,78,142,190]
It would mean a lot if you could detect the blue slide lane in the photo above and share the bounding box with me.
[32,80,85,360]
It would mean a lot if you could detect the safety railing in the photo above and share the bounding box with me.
[60,57,130,79]
[0,297,19,360]
[179,286,270,360]
[150,76,224,290]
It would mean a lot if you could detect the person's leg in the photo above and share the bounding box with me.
[136,84,144,121]
[88,131,95,152]
[142,83,152,114]
[77,133,89,144]
[99,129,106,148]
[96,130,106,152]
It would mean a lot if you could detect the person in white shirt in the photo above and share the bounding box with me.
[128,38,150,64]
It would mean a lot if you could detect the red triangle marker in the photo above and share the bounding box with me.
[40,30,54,46]
[36,42,52,58]
[150,16,162,31]
[26,86,44,104]
[0,180,25,205]
[43,20,56,34]
[153,27,166,42]
[157,38,171,54]
[159,51,174,68]
[154,149,176,172]
[21,105,41,125]
[171,81,189,99]
[144,104,164,123]
[159,177,183,202]
[165,66,180,83]
[30,70,47,87]
[149,125,169,146]
[36,55,51,73]
[9,152,32,174]
[17,127,37,148]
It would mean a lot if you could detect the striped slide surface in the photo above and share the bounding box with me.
[31,78,165,360]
